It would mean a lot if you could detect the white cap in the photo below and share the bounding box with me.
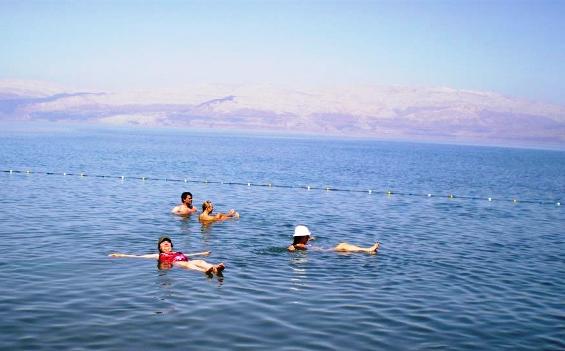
[293,225,311,237]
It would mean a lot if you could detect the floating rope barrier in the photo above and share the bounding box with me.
[2,169,561,206]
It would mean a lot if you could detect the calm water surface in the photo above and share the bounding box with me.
[0,127,563,350]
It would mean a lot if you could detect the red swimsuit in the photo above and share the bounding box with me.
[158,252,189,264]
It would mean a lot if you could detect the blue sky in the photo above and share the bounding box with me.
[1,0,564,104]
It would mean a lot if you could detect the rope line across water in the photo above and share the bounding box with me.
[2,169,561,206]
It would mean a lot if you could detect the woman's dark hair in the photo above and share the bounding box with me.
[292,235,309,246]
[157,236,173,253]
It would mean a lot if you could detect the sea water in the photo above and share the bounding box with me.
[0,127,563,350]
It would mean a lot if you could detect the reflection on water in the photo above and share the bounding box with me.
[289,255,310,295]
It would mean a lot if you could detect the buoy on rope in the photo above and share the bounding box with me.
[121,176,125,180]
[307,186,311,190]
[368,189,372,194]
[488,197,492,201]
[427,194,432,197]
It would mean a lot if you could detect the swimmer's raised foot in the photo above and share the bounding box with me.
[215,263,225,274]
[206,263,225,275]
[368,242,380,254]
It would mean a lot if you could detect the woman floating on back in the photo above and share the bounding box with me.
[288,225,380,254]
[109,236,225,275]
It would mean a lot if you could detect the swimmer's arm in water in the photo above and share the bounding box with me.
[216,209,239,220]
[172,206,197,215]
[108,253,159,259]
[287,244,307,252]
[200,210,239,222]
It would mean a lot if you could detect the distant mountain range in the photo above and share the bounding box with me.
[1,79,564,147]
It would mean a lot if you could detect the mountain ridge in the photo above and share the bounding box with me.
[1,80,564,147]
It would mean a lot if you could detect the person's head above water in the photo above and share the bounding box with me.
[202,200,213,212]
[181,192,193,204]
[293,225,311,245]
[157,236,173,253]
[294,225,311,237]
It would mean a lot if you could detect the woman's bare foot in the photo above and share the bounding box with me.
[206,263,225,275]
[368,242,380,254]
[215,263,225,274]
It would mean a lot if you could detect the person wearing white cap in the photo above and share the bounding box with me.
[288,225,380,253]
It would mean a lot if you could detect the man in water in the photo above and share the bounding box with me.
[171,192,197,216]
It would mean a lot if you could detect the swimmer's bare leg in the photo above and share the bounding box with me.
[191,260,225,275]
[334,242,380,254]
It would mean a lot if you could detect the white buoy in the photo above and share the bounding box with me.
[307,186,311,190]
[142,177,145,181]
[9,170,12,174]
[26,170,30,174]
[326,187,330,191]
[488,197,492,201]
[427,194,432,197]
[248,183,251,186]
[121,176,125,180]
[368,189,372,194]
[80,173,84,177]
[557,202,561,206]
[184,178,187,183]
[63,172,66,176]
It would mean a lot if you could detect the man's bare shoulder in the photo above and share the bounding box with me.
[172,205,190,215]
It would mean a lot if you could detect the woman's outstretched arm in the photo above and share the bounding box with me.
[185,251,211,257]
[108,253,159,259]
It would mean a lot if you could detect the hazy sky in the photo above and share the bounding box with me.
[1,0,564,104]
